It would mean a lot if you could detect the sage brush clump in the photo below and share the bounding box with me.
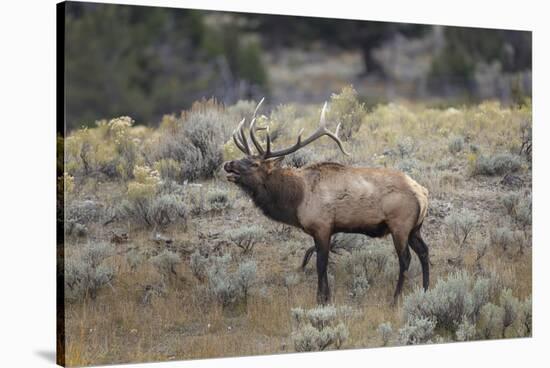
[448,135,465,154]
[328,86,367,140]
[377,322,393,346]
[197,253,258,308]
[154,102,233,180]
[473,153,522,176]
[402,272,531,341]
[206,188,230,211]
[402,272,491,333]
[397,317,437,345]
[227,225,265,254]
[65,242,115,301]
[291,305,351,352]
[117,166,187,227]
[444,210,478,247]
[150,250,181,280]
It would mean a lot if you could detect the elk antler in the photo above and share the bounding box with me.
[232,98,265,156]
[251,102,350,159]
[232,118,251,155]
[232,100,350,158]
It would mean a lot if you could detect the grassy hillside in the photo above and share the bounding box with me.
[61,88,532,366]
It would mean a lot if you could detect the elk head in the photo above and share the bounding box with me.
[224,98,350,194]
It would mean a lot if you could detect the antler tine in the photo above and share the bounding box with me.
[322,123,350,156]
[265,126,271,154]
[249,118,266,155]
[238,118,252,155]
[233,129,247,154]
[319,102,328,127]
[232,118,251,155]
[248,98,271,156]
[262,102,350,159]
[253,97,265,117]
[231,99,349,158]
[231,97,269,156]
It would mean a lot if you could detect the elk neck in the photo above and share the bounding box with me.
[249,168,305,227]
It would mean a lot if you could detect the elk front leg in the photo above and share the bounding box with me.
[313,233,331,305]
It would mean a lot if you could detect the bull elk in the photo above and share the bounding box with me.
[224,99,430,304]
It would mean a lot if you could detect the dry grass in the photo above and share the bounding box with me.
[62,98,532,366]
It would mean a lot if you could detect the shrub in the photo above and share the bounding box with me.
[397,317,436,345]
[150,250,181,280]
[235,260,257,302]
[118,193,187,228]
[348,246,392,279]
[502,192,532,229]
[343,249,371,300]
[154,101,232,180]
[519,119,532,157]
[471,277,491,320]
[65,242,115,302]
[227,225,265,254]
[284,273,300,288]
[378,322,393,346]
[126,249,144,272]
[148,194,188,227]
[473,153,522,176]
[285,148,317,168]
[455,317,476,341]
[396,137,417,158]
[500,288,520,336]
[477,303,505,339]
[520,296,532,336]
[204,255,257,308]
[502,193,520,216]
[444,210,478,247]
[189,249,208,281]
[206,254,237,307]
[206,188,231,211]
[186,189,207,216]
[514,199,532,229]
[64,172,75,194]
[328,86,367,140]
[402,272,494,332]
[66,199,104,224]
[489,227,514,252]
[291,305,350,351]
[64,116,140,179]
[268,104,297,143]
[448,135,465,154]
[154,158,182,181]
[117,166,188,227]
[397,158,423,176]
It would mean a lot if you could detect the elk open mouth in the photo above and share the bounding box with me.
[224,163,240,182]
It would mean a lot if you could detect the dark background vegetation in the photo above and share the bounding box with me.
[64,2,531,130]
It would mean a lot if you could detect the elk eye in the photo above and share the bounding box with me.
[251,162,260,168]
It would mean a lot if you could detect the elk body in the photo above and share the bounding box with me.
[224,100,430,304]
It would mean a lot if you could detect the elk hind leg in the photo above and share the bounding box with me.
[391,230,411,306]
[408,227,430,291]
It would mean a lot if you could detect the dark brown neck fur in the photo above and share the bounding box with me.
[246,168,305,227]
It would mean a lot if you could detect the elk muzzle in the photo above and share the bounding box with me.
[224,161,240,182]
